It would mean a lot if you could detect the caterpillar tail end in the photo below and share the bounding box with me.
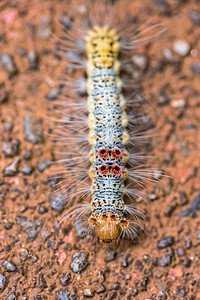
[89,212,128,243]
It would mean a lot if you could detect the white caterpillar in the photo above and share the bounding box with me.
[49,0,165,243]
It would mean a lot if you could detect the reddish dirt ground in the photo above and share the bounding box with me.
[0,0,200,299]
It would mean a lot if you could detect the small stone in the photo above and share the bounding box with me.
[24,115,43,144]
[96,284,106,294]
[74,218,87,239]
[6,292,16,300]
[23,150,32,160]
[121,254,133,268]
[173,40,190,57]
[111,282,120,290]
[163,48,175,63]
[59,273,71,286]
[190,61,200,75]
[2,138,20,157]
[41,226,51,242]
[69,252,89,273]
[131,54,148,71]
[177,247,185,257]
[0,54,18,78]
[171,99,186,108]
[0,84,8,103]
[37,160,51,172]
[158,236,174,248]
[104,248,117,262]
[45,88,60,100]
[4,122,13,132]
[74,76,87,97]
[2,260,16,272]
[197,231,200,239]
[3,157,20,176]
[179,192,188,206]
[141,277,148,291]
[108,292,117,300]
[49,191,66,213]
[157,92,170,106]
[134,259,144,271]
[38,206,48,214]
[180,257,191,268]
[21,163,33,175]
[0,273,6,291]
[28,50,38,70]
[39,273,47,288]
[164,204,177,217]
[189,10,200,26]
[55,288,70,300]
[60,13,73,29]
[131,287,138,296]
[179,193,200,219]
[37,15,51,38]
[27,228,38,242]
[83,288,94,297]
[159,254,172,267]
[34,296,42,300]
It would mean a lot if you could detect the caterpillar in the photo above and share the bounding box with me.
[49,0,165,243]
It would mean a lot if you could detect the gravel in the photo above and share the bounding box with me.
[21,163,34,175]
[83,288,94,297]
[0,273,6,291]
[3,157,20,176]
[173,40,190,56]
[189,10,200,26]
[0,54,18,78]
[2,260,16,272]
[104,248,117,262]
[2,138,20,157]
[190,61,200,75]
[24,115,44,144]
[157,236,174,249]
[159,254,172,267]
[59,273,71,286]
[55,288,70,300]
[49,191,66,213]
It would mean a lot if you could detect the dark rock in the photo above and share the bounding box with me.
[179,193,200,218]
[159,254,172,267]
[0,273,6,291]
[49,191,66,213]
[131,287,138,296]
[141,277,148,291]
[97,283,106,293]
[83,288,94,297]
[2,138,20,157]
[55,288,70,300]
[179,191,188,206]
[21,163,34,175]
[60,13,73,29]
[134,259,144,271]
[38,206,48,214]
[185,239,192,249]
[3,157,20,176]
[151,0,171,15]
[111,282,120,290]
[59,273,71,286]
[164,204,177,217]
[189,10,200,26]
[190,61,200,75]
[39,273,47,288]
[104,248,117,262]
[34,296,42,300]
[0,54,18,78]
[108,292,117,300]
[121,254,133,268]
[2,260,16,272]
[24,115,43,144]
[23,150,32,160]
[28,50,38,70]
[45,88,60,100]
[37,160,51,172]
[6,292,16,300]
[0,84,8,103]
[27,228,38,242]
[157,92,170,106]
[180,257,191,268]
[4,122,13,132]
[16,215,33,231]
[157,236,174,249]
[69,252,89,273]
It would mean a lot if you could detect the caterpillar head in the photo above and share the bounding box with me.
[89,212,128,243]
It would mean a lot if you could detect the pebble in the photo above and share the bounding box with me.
[49,192,66,213]
[131,53,148,71]
[178,191,188,206]
[177,247,185,257]
[74,76,87,97]
[163,48,175,63]
[157,92,170,106]
[26,228,38,242]
[60,13,73,29]
[55,288,70,300]
[4,122,13,132]
[21,163,33,175]
[134,259,144,271]
[23,150,32,160]
[190,61,200,75]
[121,254,133,268]
[83,288,94,297]
[164,204,177,217]
[131,287,138,296]
[2,138,20,157]
[45,87,60,101]
[173,40,190,57]
[0,273,6,291]
[38,206,48,214]
[59,273,71,286]
[16,215,33,231]
[159,254,172,267]
[179,193,200,218]
[0,84,8,103]
[3,157,20,176]
[6,292,16,300]
[37,160,51,172]
[171,99,186,108]
[0,54,18,78]
[38,273,47,288]
[24,115,43,144]
[2,260,16,272]
[180,257,191,267]
[97,283,106,294]
[69,252,89,273]
[189,10,200,26]
[74,218,87,238]
[111,282,120,290]
[141,277,148,291]
[28,50,38,70]
[37,15,51,38]
[108,292,117,300]
[104,248,117,262]
[157,236,174,249]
